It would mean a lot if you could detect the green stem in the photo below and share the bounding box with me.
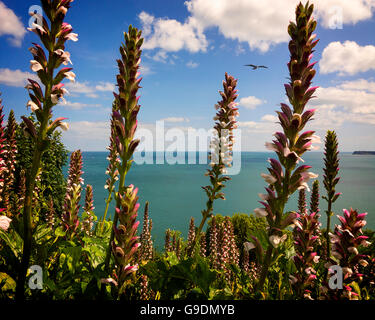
[188,166,219,256]
[100,191,113,234]
[256,245,273,292]
[103,162,127,272]
[15,125,47,300]
[325,200,332,260]
[15,41,55,300]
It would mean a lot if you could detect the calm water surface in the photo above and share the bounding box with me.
[65,152,375,249]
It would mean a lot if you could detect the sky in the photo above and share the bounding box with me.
[1,0,375,152]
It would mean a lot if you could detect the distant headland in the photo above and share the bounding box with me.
[353,151,375,155]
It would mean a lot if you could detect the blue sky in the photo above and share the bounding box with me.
[1,0,375,151]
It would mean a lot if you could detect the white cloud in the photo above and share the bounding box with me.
[0,68,37,87]
[0,1,26,47]
[59,100,102,110]
[140,0,375,53]
[186,61,199,68]
[149,50,169,63]
[313,81,375,115]
[159,117,190,123]
[138,11,208,53]
[320,41,375,76]
[65,81,114,98]
[261,114,278,122]
[95,82,115,92]
[239,96,265,110]
[140,65,154,76]
[62,121,110,151]
[338,79,375,93]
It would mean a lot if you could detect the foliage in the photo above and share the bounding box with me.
[14,115,68,216]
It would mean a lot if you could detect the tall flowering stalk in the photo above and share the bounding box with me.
[323,209,371,300]
[165,228,172,254]
[46,196,55,229]
[111,185,140,293]
[254,2,320,291]
[227,217,240,266]
[291,211,321,299]
[215,218,239,282]
[16,0,76,300]
[310,180,320,214]
[190,73,239,254]
[199,232,207,257]
[322,130,341,260]
[62,150,83,236]
[209,217,220,269]
[298,189,307,215]
[139,201,153,262]
[2,110,18,210]
[82,184,95,235]
[103,26,143,288]
[186,217,196,257]
[101,114,119,233]
[0,101,6,209]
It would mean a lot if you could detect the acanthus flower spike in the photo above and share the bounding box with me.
[17,0,78,300]
[321,208,370,300]
[102,26,144,297]
[188,73,239,255]
[255,1,320,292]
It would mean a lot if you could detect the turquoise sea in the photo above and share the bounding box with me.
[67,152,375,249]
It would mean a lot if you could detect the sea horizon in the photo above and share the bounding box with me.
[65,151,375,250]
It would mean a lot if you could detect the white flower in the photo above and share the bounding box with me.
[301,171,319,182]
[0,216,12,231]
[100,278,118,286]
[297,182,310,192]
[254,207,268,218]
[243,241,255,252]
[65,32,78,41]
[258,193,269,201]
[348,247,358,255]
[305,267,313,275]
[61,87,70,95]
[30,60,43,72]
[64,71,76,82]
[27,100,39,112]
[361,240,371,247]
[310,135,322,144]
[313,255,320,263]
[54,49,73,65]
[27,21,46,34]
[291,219,302,230]
[359,259,369,267]
[269,234,287,248]
[342,267,353,276]
[51,94,60,104]
[261,173,277,184]
[59,122,69,131]
[265,142,278,152]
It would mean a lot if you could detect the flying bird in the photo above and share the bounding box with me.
[244,64,268,70]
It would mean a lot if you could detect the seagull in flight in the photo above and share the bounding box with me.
[244,64,268,70]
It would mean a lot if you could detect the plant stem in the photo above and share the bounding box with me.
[257,245,273,292]
[326,203,332,257]
[103,163,127,272]
[100,192,113,234]
[188,169,219,256]
[15,127,46,300]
